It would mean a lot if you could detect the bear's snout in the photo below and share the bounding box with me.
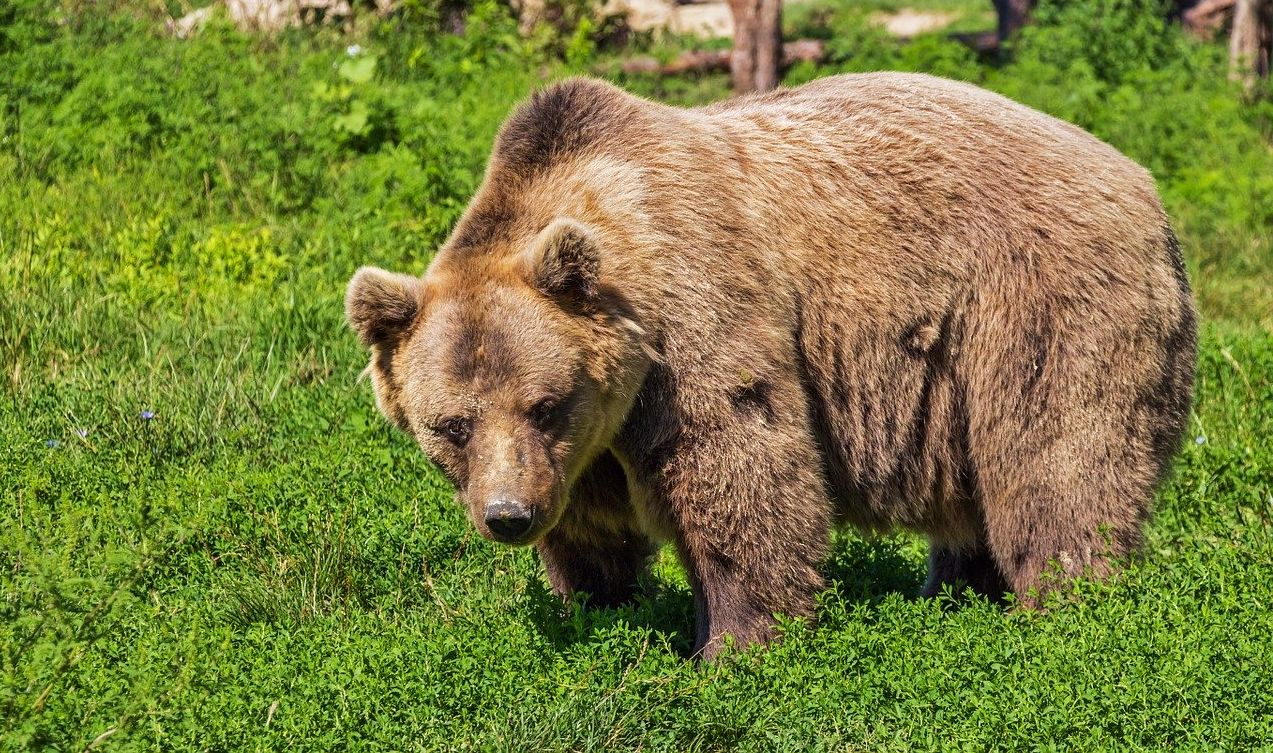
[483,497,536,543]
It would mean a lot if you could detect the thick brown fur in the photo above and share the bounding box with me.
[346,73,1197,659]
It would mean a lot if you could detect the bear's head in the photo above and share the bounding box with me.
[346,218,652,545]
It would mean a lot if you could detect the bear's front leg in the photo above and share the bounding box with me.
[536,451,655,608]
[658,385,833,659]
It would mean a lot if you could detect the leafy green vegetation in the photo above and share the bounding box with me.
[2,0,1270,749]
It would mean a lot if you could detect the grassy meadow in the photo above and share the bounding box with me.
[2,0,1271,749]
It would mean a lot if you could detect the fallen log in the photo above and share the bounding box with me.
[621,39,824,76]
[1182,0,1236,37]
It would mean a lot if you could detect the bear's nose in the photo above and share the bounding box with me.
[484,498,534,541]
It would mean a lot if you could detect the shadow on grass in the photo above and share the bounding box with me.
[524,533,933,657]
[523,573,699,657]
[822,533,928,603]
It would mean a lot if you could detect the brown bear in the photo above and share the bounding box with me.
[345,73,1196,658]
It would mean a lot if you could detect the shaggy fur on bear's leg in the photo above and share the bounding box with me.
[538,529,654,608]
[978,461,1144,606]
[651,376,834,660]
[537,452,655,608]
[964,262,1192,603]
[674,541,791,658]
[922,542,1009,601]
[953,222,1194,604]
[970,403,1154,605]
[981,491,1131,607]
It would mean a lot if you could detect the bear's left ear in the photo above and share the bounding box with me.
[522,218,601,302]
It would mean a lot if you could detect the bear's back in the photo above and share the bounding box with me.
[698,72,1134,182]
[684,73,1168,289]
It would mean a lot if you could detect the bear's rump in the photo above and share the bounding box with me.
[793,225,1193,546]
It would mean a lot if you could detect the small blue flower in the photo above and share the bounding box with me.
[75,428,88,438]
[1194,435,1206,445]
[140,410,156,421]
[346,44,363,57]
[45,439,60,448]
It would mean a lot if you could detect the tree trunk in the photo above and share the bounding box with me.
[991,0,1033,42]
[727,0,756,94]
[754,0,783,92]
[728,0,783,94]
[1230,0,1272,88]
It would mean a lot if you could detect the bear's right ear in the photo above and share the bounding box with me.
[345,267,423,349]
[521,218,602,303]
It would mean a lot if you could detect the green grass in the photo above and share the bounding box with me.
[2,0,1272,749]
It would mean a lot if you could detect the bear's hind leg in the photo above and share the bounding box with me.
[537,452,655,608]
[978,472,1146,606]
[922,541,1008,601]
[962,274,1188,604]
[969,378,1157,603]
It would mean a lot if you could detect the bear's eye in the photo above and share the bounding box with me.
[529,398,559,430]
[437,417,472,447]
